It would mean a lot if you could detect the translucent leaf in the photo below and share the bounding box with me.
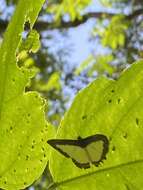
[36,72,61,92]
[88,54,115,76]
[19,30,41,53]
[75,55,94,75]
[48,61,143,189]
[101,15,129,49]
[46,0,92,22]
[0,0,55,189]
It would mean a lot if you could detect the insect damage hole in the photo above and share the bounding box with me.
[123,133,128,139]
[82,115,87,120]
[112,146,116,152]
[12,78,16,82]
[27,113,31,117]
[31,145,35,149]
[13,169,16,173]
[41,147,45,152]
[10,126,13,132]
[26,155,29,160]
[136,118,139,126]
[117,98,121,104]
[4,180,7,184]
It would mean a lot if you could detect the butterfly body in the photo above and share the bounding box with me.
[47,134,109,169]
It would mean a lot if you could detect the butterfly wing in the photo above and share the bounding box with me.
[83,134,109,166]
[47,139,90,169]
[47,134,109,169]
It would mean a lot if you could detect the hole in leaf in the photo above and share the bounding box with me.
[108,99,112,103]
[112,146,116,152]
[10,126,13,131]
[136,118,139,126]
[41,130,44,134]
[12,78,15,82]
[42,147,45,152]
[26,155,29,160]
[40,159,43,163]
[118,98,121,104]
[24,182,27,185]
[31,145,34,149]
[82,115,87,120]
[123,133,128,139]
[43,154,46,158]
[27,113,31,117]
[111,90,115,93]
[41,138,44,142]
[13,169,16,173]
[4,181,7,184]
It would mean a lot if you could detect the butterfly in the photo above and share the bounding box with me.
[47,134,109,169]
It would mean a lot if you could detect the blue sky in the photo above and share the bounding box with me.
[45,0,131,69]
[44,0,103,68]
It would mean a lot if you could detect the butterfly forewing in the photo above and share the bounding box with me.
[56,144,89,164]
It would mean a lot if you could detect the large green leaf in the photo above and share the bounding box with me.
[0,0,55,189]
[49,61,143,189]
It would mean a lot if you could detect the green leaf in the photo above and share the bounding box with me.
[75,55,94,75]
[36,72,61,92]
[19,30,41,53]
[48,61,143,189]
[0,0,55,189]
[88,54,115,76]
[47,0,92,22]
[101,15,129,49]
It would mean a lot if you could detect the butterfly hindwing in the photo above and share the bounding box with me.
[47,134,109,169]
[83,134,109,166]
